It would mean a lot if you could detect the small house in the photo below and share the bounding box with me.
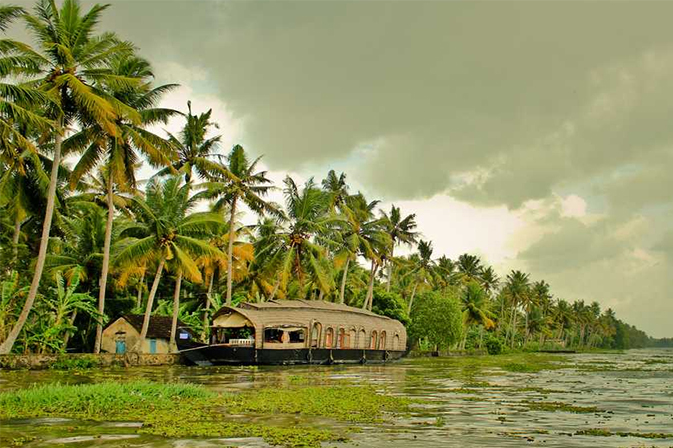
[101,314,192,354]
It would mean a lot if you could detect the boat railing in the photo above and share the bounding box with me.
[229,338,254,346]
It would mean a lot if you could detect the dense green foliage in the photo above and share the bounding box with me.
[408,290,463,349]
[0,0,660,355]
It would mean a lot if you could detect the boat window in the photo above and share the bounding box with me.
[359,329,367,349]
[288,329,305,343]
[393,334,400,350]
[370,330,378,350]
[325,327,334,348]
[349,329,356,349]
[264,328,284,343]
[379,331,386,350]
[212,327,255,345]
[337,328,345,348]
[311,323,322,348]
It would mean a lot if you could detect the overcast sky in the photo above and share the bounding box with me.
[12,1,673,337]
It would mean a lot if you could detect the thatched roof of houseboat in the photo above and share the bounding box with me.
[212,300,405,335]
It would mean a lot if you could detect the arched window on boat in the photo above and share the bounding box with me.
[379,331,386,350]
[348,328,356,349]
[325,327,334,348]
[337,328,345,348]
[310,322,322,348]
[393,334,400,350]
[370,330,378,349]
[358,329,367,349]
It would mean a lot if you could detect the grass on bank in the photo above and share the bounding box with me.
[0,380,410,447]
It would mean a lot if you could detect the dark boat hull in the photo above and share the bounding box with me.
[177,341,407,366]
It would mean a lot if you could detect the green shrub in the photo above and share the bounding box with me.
[50,355,100,370]
[485,336,504,355]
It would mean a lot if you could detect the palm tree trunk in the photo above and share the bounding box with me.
[135,257,165,352]
[11,214,21,264]
[339,258,350,304]
[386,246,394,292]
[170,272,182,352]
[0,117,63,355]
[498,299,505,331]
[511,311,518,348]
[318,288,324,301]
[363,260,378,311]
[269,277,281,301]
[407,282,418,314]
[136,270,145,309]
[524,310,529,345]
[226,197,237,306]
[93,175,115,354]
[203,271,214,337]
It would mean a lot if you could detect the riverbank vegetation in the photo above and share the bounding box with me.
[0,0,667,356]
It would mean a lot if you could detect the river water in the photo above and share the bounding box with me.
[1,349,672,447]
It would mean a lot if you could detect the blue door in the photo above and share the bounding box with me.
[149,338,157,354]
[115,340,126,354]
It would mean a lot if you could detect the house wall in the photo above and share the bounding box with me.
[101,318,172,354]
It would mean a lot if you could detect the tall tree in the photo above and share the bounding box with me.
[460,281,494,349]
[113,176,224,352]
[404,240,436,313]
[456,253,484,285]
[337,193,389,308]
[0,0,135,354]
[321,170,349,212]
[196,145,279,305]
[381,205,418,292]
[502,270,530,348]
[158,100,222,183]
[275,176,339,297]
[65,55,177,353]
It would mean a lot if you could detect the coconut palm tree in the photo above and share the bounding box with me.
[0,5,53,156]
[0,0,136,354]
[321,170,349,212]
[480,266,500,296]
[404,240,436,313]
[527,280,551,343]
[275,176,340,298]
[45,200,106,284]
[195,145,280,305]
[456,253,484,285]
[502,270,530,348]
[381,205,418,292]
[65,54,178,353]
[331,193,390,309]
[158,100,222,183]
[332,193,388,305]
[113,176,224,352]
[460,281,495,349]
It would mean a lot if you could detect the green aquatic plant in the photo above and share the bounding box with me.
[227,384,412,423]
[520,400,601,414]
[576,429,673,439]
[0,380,411,447]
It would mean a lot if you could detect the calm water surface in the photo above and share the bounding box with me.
[1,348,672,447]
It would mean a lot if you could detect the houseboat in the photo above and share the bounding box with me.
[176,300,408,365]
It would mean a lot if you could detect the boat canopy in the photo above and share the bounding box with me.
[211,300,407,351]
